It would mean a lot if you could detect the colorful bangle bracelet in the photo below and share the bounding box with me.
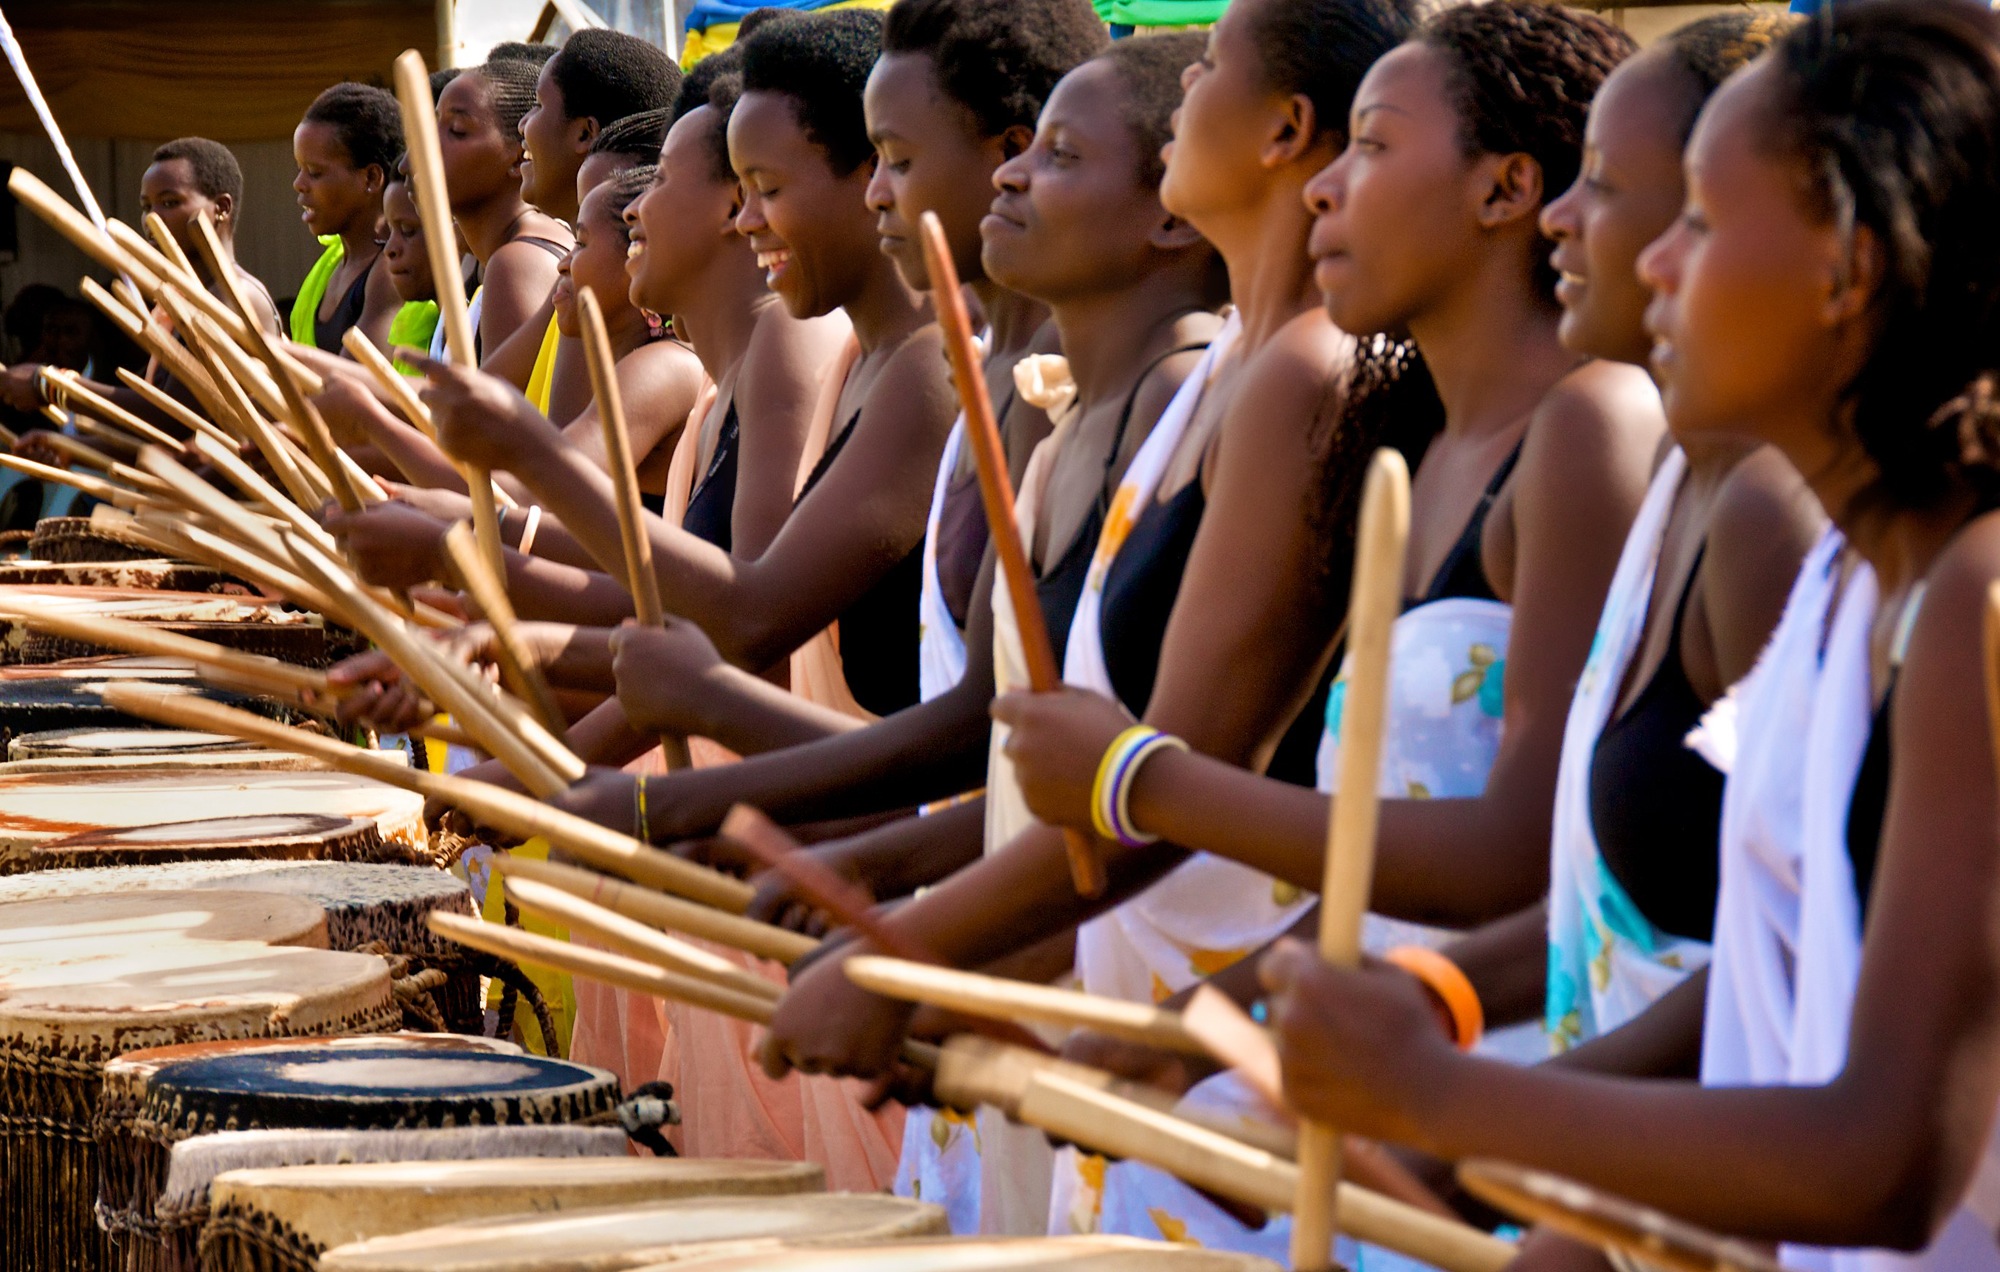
[1383,945,1484,1051]
[1110,730,1187,847]
[1090,726,1157,843]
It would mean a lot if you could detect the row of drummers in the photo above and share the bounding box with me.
[0,523,1292,1271]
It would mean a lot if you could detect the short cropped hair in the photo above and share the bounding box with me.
[549,29,682,126]
[737,9,883,174]
[302,82,403,174]
[882,0,1108,137]
[151,137,244,205]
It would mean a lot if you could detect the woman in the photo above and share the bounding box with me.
[1263,4,2000,1267]
[517,28,680,224]
[381,164,441,372]
[435,54,574,358]
[292,82,404,352]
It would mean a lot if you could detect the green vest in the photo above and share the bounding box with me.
[289,237,344,348]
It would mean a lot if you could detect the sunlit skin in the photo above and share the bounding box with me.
[517,59,595,221]
[435,70,572,357]
[729,91,888,322]
[1249,56,2000,1253]
[381,180,434,305]
[292,117,398,347]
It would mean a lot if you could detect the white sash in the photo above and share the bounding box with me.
[918,421,970,703]
[1545,448,1712,1051]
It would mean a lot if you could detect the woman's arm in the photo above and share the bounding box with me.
[479,292,557,391]
[478,239,565,358]
[495,340,704,505]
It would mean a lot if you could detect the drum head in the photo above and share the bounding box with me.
[9,727,258,759]
[642,1237,1283,1271]
[316,1192,945,1271]
[0,890,327,968]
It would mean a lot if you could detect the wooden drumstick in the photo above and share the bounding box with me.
[917,211,1104,899]
[1019,1071,1515,1272]
[98,683,755,912]
[37,434,169,496]
[141,210,199,282]
[1292,449,1410,1271]
[98,212,255,348]
[505,876,779,1001]
[0,597,331,699]
[341,326,437,439]
[39,367,187,453]
[440,519,569,737]
[86,282,236,445]
[0,452,158,511]
[1456,1160,1781,1272]
[393,48,507,581]
[719,804,929,960]
[844,954,1207,1056]
[491,852,817,965]
[577,288,695,772]
[7,167,168,309]
[115,368,239,451]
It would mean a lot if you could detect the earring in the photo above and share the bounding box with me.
[643,309,667,341]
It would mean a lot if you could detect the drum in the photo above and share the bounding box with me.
[645,1238,1282,1271]
[0,775,429,873]
[0,860,480,1030]
[29,813,432,872]
[5,727,320,773]
[0,943,396,1272]
[0,559,251,595]
[0,657,300,745]
[0,890,329,973]
[204,1158,830,1272]
[87,1035,572,1272]
[0,584,328,667]
[312,1191,945,1272]
[30,515,170,563]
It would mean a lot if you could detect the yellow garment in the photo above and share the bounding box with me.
[480,836,577,1056]
[524,314,562,415]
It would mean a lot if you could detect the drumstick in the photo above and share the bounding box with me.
[115,368,240,451]
[393,49,507,583]
[32,435,169,499]
[86,282,235,443]
[186,432,337,552]
[917,211,1103,899]
[123,512,350,623]
[577,289,696,771]
[1182,984,1287,1107]
[38,367,187,453]
[843,955,1207,1056]
[1291,450,1409,1270]
[141,210,200,283]
[189,213,371,511]
[505,876,779,1001]
[280,530,581,798]
[6,167,168,308]
[1456,1161,1782,1272]
[98,683,756,912]
[0,597,330,699]
[97,212,255,349]
[0,452,159,512]
[340,326,437,440]
[490,852,817,965]
[440,520,569,737]
[1019,1071,1515,1272]
[718,804,929,961]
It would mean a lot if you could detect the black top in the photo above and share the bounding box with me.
[681,402,739,553]
[313,253,376,353]
[1846,679,1895,919]
[795,410,922,718]
[1410,442,1523,607]
[1589,549,1722,942]
[1100,477,1206,716]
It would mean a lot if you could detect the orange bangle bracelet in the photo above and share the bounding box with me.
[1383,945,1483,1051]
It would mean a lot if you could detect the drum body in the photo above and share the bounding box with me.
[29,517,171,564]
[0,779,430,874]
[0,944,396,1272]
[648,1237,1284,1271]
[314,1190,945,1272]
[89,1034,535,1272]
[29,814,432,873]
[5,727,318,774]
[0,583,328,667]
[0,560,251,595]
[0,658,300,749]
[208,1158,829,1272]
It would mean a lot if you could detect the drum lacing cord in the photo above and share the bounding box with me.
[488,897,564,1059]
[616,1081,680,1157]
[354,942,454,1034]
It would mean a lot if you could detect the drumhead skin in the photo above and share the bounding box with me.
[315,1192,946,1271]
[3,727,317,773]
[139,1047,621,1139]
[644,1237,1285,1271]
[0,656,299,742]
[0,890,328,968]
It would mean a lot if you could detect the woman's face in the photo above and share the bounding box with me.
[292,120,380,238]
[139,158,223,257]
[1541,52,1693,366]
[729,89,880,319]
[382,181,434,304]
[1639,59,1855,446]
[554,182,634,336]
[983,61,1166,305]
[1161,0,1268,227]
[628,107,741,316]
[517,59,579,214]
[1307,43,1508,337]
[436,72,523,212]
[864,50,1013,291]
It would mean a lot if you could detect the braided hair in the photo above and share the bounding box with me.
[1419,1,1634,305]
[1759,0,2000,512]
[471,53,544,142]
[1658,11,1798,142]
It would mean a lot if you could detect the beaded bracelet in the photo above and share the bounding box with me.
[1383,945,1484,1051]
[1088,725,1189,848]
[518,504,544,557]
[633,775,652,844]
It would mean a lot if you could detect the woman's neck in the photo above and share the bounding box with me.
[842,258,931,355]
[454,193,530,264]
[336,218,381,265]
[1789,421,1978,602]
[1200,168,1327,351]
[970,280,1049,361]
[1052,267,1213,406]
[1412,253,1577,441]
[675,261,780,389]
[603,295,651,362]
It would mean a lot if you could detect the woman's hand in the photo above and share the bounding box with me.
[1259,938,1458,1146]
[1060,1029,1218,1100]
[610,618,727,738]
[744,837,882,936]
[544,766,641,837]
[992,686,1137,833]
[323,647,433,732]
[757,943,918,1084]
[378,481,476,525]
[11,429,64,468]
[324,499,451,591]
[400,349,554,472]
[310,369,394,450]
